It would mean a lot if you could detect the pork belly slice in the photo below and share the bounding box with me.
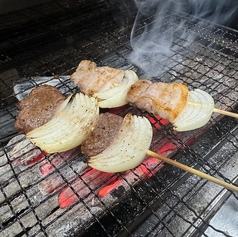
[70,60,124,95]
[126,80,189,122]
[15,85,65,134]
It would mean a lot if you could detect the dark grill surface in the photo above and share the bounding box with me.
[0,1,238,237]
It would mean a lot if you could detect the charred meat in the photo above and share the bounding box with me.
[15,85,65,134]
[81,112,123,156]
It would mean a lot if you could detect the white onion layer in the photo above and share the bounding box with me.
[173,89,214,131]
[88,114,153,173]
[27,93,99,153]
[94,70,138,108]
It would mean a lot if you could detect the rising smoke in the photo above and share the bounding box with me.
[129,0,238,78]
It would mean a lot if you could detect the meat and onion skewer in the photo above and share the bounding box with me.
[70,60,138,108]
[86,114,238,193]
[26,93,99,153]
[13,83,238,192]
[71,60,238,131]
[88,114,153,172]
[126,79,190,127]
[126,79,238,131]
[15,87,100,153]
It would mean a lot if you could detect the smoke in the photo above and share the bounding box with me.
[129,0,238,79]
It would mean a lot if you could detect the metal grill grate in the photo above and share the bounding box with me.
[0,1,238,237]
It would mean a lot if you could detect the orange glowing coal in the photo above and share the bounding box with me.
[58,169,116,208]
[58,157,162,209]
[98,180,122,197]
[147,115,169,129]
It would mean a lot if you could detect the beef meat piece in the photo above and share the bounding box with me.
[70,60,124,95]
[126,80,189,122]
[15,85,65,134]
[81,112,123,156]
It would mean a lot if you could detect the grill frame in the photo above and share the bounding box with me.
[0,1,238,237]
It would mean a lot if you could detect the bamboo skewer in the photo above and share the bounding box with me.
[213,108,238,119]
[187,101,238,119]
[146,150,238,193]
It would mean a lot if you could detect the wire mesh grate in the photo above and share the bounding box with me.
[0,1,238,237]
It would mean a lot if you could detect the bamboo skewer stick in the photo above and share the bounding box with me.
[187,101,238,119]
[146,150,238,193]
[213,108,238,119]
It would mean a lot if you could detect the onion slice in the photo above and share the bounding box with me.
[94,70,138,108]
[88,114,153,173]
[173,89,214,131]
[27,93,99,153]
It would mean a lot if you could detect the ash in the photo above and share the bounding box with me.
[133,134,238,237]
[0,133,162,237]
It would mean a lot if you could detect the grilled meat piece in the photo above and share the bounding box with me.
[126,80,189,122]
[70,60,124,95]
[15,85,65,134]
[81,112,123,156]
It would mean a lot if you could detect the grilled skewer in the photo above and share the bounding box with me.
[88,114,238,193]
[71,60,237,131]
[127,80,238,131]
[13,84,238,192]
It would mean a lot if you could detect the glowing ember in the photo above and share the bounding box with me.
[5,135,44,166]
[158,143,177,155]
[98,180,121,197]
[58,157,162,209]
[40,147,81,177]
[13,151,46,166]
[40,155,63,177]
[29,152,46,164]
[147,116,169,129]
[39,151,86,195]
[58,169,115,208]
[139,157,163,178]
[139,163,155,178]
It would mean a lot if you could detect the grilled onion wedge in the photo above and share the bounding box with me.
[173,89,214,131]
[27,93,99,153]
[94,70,138,108]
[88,114,153,173]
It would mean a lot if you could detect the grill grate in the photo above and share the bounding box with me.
[0,1,238,237]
